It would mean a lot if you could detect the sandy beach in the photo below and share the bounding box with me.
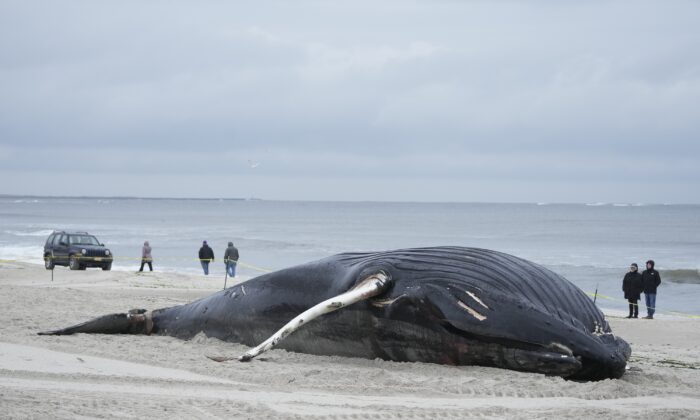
[1,262,698,419]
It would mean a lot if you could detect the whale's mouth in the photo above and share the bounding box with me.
[567,334,631,381]
[438,320,583,377]
[439,315,631,381]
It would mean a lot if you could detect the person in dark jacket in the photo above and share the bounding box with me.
[224,242,240,277]
[622,263,643,318]
[641,259,661,319]
[198,241,215,275]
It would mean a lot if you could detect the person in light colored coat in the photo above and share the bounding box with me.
[139,241,153,272]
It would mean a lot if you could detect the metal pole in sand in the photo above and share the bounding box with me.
[223,264,228,290]
[593,283,599,304]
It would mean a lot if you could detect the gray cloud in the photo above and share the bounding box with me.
[1,0,699,202]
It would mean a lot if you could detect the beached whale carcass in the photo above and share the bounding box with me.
[39,246,631,380]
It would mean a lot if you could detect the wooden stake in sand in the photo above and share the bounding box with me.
[593,283,599,304]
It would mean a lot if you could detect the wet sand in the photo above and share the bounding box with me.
[1,262,699,419]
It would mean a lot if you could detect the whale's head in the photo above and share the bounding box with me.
[340,246,631,380]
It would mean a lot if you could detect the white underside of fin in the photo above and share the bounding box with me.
[239,271,391,362]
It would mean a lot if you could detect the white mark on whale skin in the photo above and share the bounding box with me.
[241,286,247,296]
[370,294,407,308]
[457,301,487,321]
[548,342,574,356]
[464,291,489,310]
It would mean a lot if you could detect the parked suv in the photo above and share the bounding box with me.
[44,231,113,271]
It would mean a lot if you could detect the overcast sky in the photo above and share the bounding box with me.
[1,1,698,203]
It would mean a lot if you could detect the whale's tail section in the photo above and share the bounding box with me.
[38,309,152,336]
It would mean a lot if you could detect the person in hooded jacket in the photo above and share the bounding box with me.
[622,263,643,318]
[198,241,215,275]
[641,259,661,319]
[139,241,153,272]
[224,242,240,277]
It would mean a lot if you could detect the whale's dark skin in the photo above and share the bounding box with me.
[40,247,630,380]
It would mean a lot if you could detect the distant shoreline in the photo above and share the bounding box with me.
[0,194,253,202]
[1,194,698,206]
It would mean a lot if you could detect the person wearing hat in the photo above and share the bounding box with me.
[622,263,643,318]
[642,259,661,319]
[198,241,215,275]
[224,241,240,277]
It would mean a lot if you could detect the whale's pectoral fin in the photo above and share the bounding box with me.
[235,271,392,362]
[38,309,153,336]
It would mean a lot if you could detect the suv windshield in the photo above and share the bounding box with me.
[69,235,100,246]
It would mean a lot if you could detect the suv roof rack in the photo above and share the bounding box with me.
[53,231,90,235]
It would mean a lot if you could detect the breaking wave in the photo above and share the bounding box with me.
[0,245,44,264]
[4,229,54,237]
[663,269,700,285]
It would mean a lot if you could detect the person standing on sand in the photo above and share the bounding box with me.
[224,242,239,278]
[139,241,153,272]
[642,259,661,319]
[198,241,215,275]
[622,263,643,318]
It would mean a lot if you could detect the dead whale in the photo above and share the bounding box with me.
[39,246,630,380]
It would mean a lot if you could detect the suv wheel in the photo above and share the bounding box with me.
[102,263,112,271]
[44,254,55,270]
[69,255,81,271]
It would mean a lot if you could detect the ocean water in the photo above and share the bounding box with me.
[1,196,698,316]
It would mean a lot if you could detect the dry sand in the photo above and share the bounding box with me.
[1,262,699,419]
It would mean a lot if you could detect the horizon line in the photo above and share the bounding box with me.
[0,194,696,206]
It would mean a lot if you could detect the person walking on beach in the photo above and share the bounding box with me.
[642,259,661,319]
[198,241,215,275]
[139,241,153,272]
[224,242,239,278]
[622,263,643,318]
